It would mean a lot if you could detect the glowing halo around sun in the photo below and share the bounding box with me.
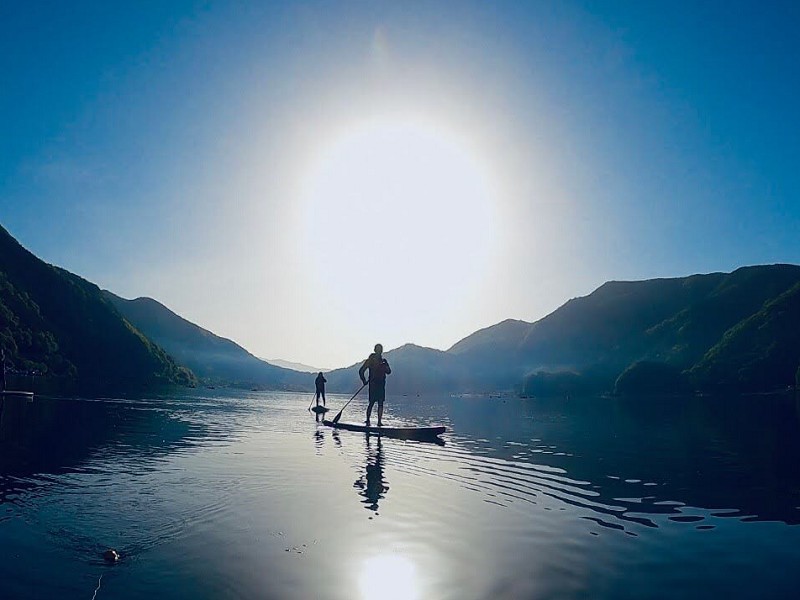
[297,115,499,333]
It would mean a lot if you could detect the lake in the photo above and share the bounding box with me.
[2,390,800,599]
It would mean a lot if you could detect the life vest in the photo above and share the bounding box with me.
[366,353,389,382]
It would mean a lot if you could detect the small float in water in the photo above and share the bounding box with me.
[103,549,120,563]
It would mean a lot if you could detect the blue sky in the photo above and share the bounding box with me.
[1,1,799,367]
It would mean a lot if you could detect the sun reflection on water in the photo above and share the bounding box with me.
[358,554,419,600]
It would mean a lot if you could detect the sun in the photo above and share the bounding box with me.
[296,115,499,341]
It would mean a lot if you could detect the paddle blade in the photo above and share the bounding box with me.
[331,410,343,424]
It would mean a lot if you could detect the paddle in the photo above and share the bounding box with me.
[307,392,316,412]
[331,380,368,424]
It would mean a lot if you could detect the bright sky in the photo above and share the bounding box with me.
[2,1,799,368]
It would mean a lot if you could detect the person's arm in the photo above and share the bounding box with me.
[383,359,391,375]
[358,359,369,385]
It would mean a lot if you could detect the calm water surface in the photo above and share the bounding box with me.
[1,390,800,599]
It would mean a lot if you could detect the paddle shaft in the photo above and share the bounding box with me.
[331,380,368,424]
[307,392,316,411]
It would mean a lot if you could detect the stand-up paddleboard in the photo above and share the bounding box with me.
[311,405,330,414]
[323,419,446,441]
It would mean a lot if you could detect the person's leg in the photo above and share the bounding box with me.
[315,390,321,407]
[366,397,375,425]
[322,389,326,406]
[376,383,385,426]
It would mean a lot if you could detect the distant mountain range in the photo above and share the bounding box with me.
[2,223,798,395]
[323,343,468,394]
[324,265,800,395]
[0,225,194,391]
[463,264,800,394]
[262,358,329,373]
[103,293,309,390]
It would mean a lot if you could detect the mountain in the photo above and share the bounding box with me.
[323,343,469,394]
[448,318,532,355]
[460,265,800,393]
[689,281,800,392]
[354,265,800,396]
[104,293,309,389]
[0,224,195,390]
[517,265,800,393]
[263,358,329,373]
[5,216,795,396]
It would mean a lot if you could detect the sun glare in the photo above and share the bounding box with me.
[358,553,420,600]
[297,116,499,339]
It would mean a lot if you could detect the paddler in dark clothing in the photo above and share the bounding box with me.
[314,372,327,408]
[359,343,391,427]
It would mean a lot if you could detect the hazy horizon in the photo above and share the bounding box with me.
[2,1,799,367]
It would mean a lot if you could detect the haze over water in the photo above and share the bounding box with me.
[2,391,799,599]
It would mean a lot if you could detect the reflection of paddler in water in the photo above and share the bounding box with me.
[359,343,391,427]
[313,427,324,449]
[353,434,388,512]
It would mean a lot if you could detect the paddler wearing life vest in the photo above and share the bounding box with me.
[358,343,391,427]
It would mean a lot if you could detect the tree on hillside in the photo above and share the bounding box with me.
[614,361,691,396]
[690,282,800,392]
